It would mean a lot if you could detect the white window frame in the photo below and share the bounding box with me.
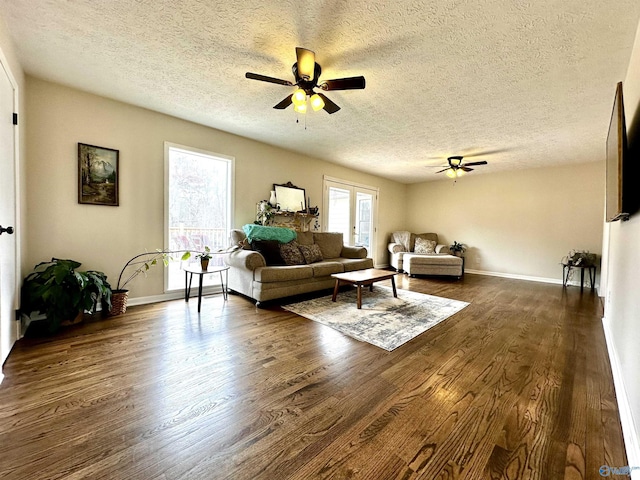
[163,142,235,293]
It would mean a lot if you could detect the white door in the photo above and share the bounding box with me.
[0,59,18,369]
[323,177,378,264]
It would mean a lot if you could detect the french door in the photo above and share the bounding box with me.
[323,176,378,264]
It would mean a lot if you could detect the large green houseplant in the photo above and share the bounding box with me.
[21,258,112,333]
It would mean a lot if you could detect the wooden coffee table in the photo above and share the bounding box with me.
[331,268,397,309]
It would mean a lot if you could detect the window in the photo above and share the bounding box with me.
[164,143,234,291]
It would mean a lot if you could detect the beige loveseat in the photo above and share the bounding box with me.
[388,231,464,278]
[225,229,373,305]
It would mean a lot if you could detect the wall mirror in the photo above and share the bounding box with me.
[274,182,306,212]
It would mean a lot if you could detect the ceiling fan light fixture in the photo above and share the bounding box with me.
[296,47,316,79]
[445,168,457,179]
[294,102,307,114]
[449,156,463,167]
[310,93,325,111]
[456,169,465,177]
[292,88,306,106]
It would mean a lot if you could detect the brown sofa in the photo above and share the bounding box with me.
[225,229,373,305]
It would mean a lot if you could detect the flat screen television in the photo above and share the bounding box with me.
[606,82,630,222]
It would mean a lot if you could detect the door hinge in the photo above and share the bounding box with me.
[12,113,18,125]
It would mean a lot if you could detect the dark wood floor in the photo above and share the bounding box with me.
[0,273,627,479]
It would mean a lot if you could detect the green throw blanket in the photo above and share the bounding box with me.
[243,224,297,243]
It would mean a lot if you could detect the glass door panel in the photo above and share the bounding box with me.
[324,178,378,264]
[355,192,373,249]
[327,186,351,243]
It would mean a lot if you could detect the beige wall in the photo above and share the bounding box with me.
[605,18,640,461]
[24,77,407,298]
[406,162,604,281]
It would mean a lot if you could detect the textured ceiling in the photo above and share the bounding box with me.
[2,0,639,183]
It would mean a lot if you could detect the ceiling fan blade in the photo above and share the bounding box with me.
[273,95,293,110]
[435,168,449,174]
[315,92,340,114]
[246,72,293,86]
[463,161,488,167]
[296,47,316,79]
[460,167,474,172]
[463,148,510,158]
[321,76,366,90]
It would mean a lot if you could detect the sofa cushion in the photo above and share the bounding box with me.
[341,245,367,259]
[404,253,462,266]
[296,231,314,245]
[299,244,324,264]
[254,265,313,283]
[333,257,374,272]
[311,261,344,277]
[279,241,305,265]
[414,237,436,254]
[251,240,285,266]
[313,232,344,258]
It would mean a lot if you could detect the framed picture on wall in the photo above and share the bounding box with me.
[78,143,119,206]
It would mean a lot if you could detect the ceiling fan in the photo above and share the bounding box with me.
[434,156,488,178]
[245,47,366,114]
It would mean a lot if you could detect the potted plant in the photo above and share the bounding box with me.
[111,249,191,315]
[450,241,466,256]
[256,200,274,226]
[21,258,112,333]
[196,246,212,270]
[562,249,596,267]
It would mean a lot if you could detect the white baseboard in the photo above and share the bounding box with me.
[128,286,225,307]
[465,268,599,290]
[602,316,640,479]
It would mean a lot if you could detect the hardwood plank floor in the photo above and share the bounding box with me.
[0,273,628,479]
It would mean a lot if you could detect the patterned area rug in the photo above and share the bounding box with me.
[282,286,469,351]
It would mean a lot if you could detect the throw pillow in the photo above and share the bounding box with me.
[298,244,324,264]
[414,237,436,254]
[279,241,305,265]
[251,240,285,266]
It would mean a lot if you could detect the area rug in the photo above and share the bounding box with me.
[282,286,469,351]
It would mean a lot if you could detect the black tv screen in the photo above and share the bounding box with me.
[606,82,629,222]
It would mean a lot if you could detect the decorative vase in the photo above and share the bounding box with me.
[269,190,277,207]
[201,258,210,270]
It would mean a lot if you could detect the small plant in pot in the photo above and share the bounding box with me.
[450,241,466,256]
[196,246,212,270]
[21,258,112,334]
[255,200,274,226]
